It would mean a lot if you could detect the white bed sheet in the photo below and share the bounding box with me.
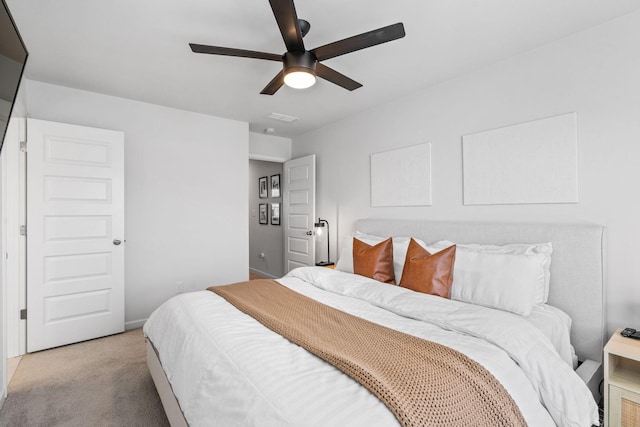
[144,267,598,427]
[526,304,577,368]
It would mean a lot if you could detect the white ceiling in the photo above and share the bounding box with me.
[7,0,640,138]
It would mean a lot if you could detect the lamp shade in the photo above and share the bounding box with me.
[283,51,317,90]
[314,218,333,266]
[284,71,316,89]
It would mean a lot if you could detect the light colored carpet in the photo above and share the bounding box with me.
[0,328,170,427]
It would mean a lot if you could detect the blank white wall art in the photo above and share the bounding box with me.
[371,143,432,207]
[462,112,578,205]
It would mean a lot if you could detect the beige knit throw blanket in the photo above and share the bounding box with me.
[209,279,527,427]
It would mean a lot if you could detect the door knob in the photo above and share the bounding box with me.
[306,231,313,236]
[113,239,122,245]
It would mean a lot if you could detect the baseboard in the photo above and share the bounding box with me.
[125,319,147,331]
[249,267,279,280]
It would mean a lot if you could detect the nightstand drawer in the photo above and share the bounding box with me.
[609,385,640,427]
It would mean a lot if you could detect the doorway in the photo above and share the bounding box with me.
[249,159,284,279]
[2,118,126,356]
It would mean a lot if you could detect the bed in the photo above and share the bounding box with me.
[144,219,605,426]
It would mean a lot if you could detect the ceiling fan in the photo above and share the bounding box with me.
[189,0,405,95]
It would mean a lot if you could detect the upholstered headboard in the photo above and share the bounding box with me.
[355,219,605,364]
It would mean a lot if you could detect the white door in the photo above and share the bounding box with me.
[283,154,316,272]
[26,119,125,352]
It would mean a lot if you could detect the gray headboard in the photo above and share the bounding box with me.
[356,219,605,364]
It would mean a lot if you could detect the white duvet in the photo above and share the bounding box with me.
[143,267,599,427]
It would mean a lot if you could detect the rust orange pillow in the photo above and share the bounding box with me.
[352,237,396,284]
[399,238,456,298]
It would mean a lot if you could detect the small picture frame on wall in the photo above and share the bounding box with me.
[271,203,280,225]
[270,174,281,198]
[259,203,268,224]
[259,176,268,198]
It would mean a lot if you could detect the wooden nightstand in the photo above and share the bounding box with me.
[604,328,640,426]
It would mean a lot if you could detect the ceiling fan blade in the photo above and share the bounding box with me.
[260,70,285,95]
[311,22,405,61]
[316,63,362,91]
[190,44,282,62]
[269,0,305,52]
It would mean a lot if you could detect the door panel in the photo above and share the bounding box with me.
[288,213,309,229]
[289,189,309,205]
[283,155,315,272]
[46,137,111,165]
[44,176,112,202]
[27,119,125,352]
[287,260,309,271]
[288,236,309,255]
[44,215,111,241]
[44,289,111,323]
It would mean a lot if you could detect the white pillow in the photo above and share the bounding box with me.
[428,243,544,316]
[431,240,552,304]
[335,232,427,283]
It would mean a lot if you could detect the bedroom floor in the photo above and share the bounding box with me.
[0,328,168,426]
[6,355,22,385]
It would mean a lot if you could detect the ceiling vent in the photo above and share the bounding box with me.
[267,112,299,123]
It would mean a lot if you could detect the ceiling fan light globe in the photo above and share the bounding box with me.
[284,71,316,89]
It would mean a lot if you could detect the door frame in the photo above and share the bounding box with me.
[248,157,285,279]
[2,117,27,359]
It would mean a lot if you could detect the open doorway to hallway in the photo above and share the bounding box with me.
[249,159,284,279]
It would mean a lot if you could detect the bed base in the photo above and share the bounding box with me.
[146,338,189,427]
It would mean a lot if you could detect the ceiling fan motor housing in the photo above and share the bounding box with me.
[283,51,317,75]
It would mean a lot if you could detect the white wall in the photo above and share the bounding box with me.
[249,132,292,162]
[293,10,640,336]
[25,80,249,328]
